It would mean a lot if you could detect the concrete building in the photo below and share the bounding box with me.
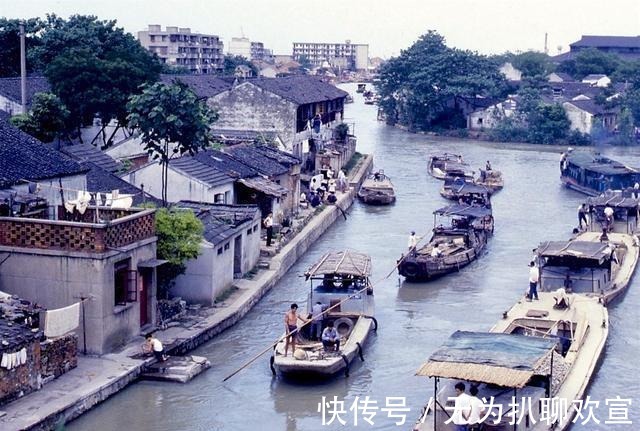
[292,40,369,71]
[228,37,252,59]
[171,202,261,305]
[0,76,50,116]
[467,96,519,130]
[566,35,640,61]
[563,100,618,134]
[137,25,224,74]
[582,74,611,88]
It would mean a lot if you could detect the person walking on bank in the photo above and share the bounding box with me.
[264,213,274,247]
[528,261,539,300]
[578,203,588,230]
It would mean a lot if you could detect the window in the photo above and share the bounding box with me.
[247,229,252,235]
[224,243,230,251]
[225,191,231,203]
[253,225,258,232]
[215,193,225,203]
[114,259,137,305]
[217,247,223,255]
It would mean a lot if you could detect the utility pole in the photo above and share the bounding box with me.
[19,20,27,114]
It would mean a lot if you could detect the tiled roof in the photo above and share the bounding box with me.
[192,149,258,178]
[61,144,121,173]
[84,162,160,206]
[570,35,640,49]
[0,76,50,106]
[177,200,260,244]
[582,74,608,81]
[170,155,234,187]
[210,129,281,145]
[249,76,348,105]
[160,74,232,98]
[253,145,301,167]
[0,119,87,188]
[564,99,613,116]
[224,144,289,176]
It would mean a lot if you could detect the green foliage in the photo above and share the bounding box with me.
[510,51,553,79]
[0,18,45,77]
[614,108,636,145]
[9,92,70,142]
[377,31,507,131]
[334,123,350,141]
[223,55,258,76]
[566,130,592,146]
[127,81,218,205]
[488,116,529,143]
[556,48,620,79]
[155,207,204,297]
[38,15,162,140]
[527,104,571,144]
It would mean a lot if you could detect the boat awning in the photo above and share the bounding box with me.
[587,193,640,209]
[567,152,639,175]
[416,331,558,388]
[434,204,492,218]
[306,250,372,278]
[537,241,610,263]
[238,177,288,197]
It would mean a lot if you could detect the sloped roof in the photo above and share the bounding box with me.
[570,35,640,49]
[566,152,638,175]
[84,162,160,207]
[249,76,348,105]
[170,155,234,187]
[0,76,50,106]
[224,144,289,176]
[0,119,87,188]
[238,176,288,197]
[177,200,260,244]
[192,149,258,179]
[564,100,609,116]
[537,240,611,264]
[306,250,372,278]
[583,74,608,81]
[253,145,300,167]
[61,144,121,173]
[435,203,492,218]
[416,331,559,388]
[549,72,574,81]
[160,74,232,98]
[587,191,640,208]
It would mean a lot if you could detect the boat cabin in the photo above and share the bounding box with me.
[415,331,564,431]
[561,152,640,196]
[441,177,490,203]
[586,191,640,234]
[304,250,373,319]
[536,240,622,295]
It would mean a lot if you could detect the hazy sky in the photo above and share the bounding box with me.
[2,0,640,58]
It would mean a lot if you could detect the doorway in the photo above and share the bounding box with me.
[233,235,242,278]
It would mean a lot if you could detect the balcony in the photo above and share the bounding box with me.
[0,208,156,253]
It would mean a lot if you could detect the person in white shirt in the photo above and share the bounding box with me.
[449,382,471,431]
[467,385,485,431]
[145,334,167,362]
[408,231,419,250]
[310,301,324,340]
[431,243,442,258]
[577,204,588,230]
[264,213,274,246]
[321,321,340,352]
[528,261,539,300]
[604,206,614,231]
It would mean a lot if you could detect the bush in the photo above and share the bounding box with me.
[566,130,592,146]
[488,117,529,143]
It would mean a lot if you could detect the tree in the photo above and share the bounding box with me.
[377,31,507,131]
[37,15,162,146]
[155,207,204,298]
[615,108,636,145]
[527,104,571,144]
[223,55,258,76]
[9,92,70,143]
[297,55,313,71]
[0,18,45,77]
[127,81,218,205]
[557,48,620,79]
[511,51,552,79]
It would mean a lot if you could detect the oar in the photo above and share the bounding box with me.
[222,283,372,382]
[383,230,431,279]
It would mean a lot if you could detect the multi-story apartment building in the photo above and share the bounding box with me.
[292,40,369,71]
[228,37,271,62]
[138,25,224,74]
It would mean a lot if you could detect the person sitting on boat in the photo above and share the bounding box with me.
[554,288,570,309]
[485,160,492,171]
[374,172,381,181]
[321,321,340,352]
[284,303,307,357]
[431,244,442,258]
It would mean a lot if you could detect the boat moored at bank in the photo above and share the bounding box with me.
[358,170,396,205]
[560,151,640,196]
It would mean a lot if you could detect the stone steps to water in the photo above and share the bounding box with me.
[140,355,211,383]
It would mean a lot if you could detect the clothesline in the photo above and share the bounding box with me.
[18,178,145,197]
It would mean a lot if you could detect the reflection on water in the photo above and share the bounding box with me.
[68,84,640,431]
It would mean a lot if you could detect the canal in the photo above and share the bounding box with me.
[69,83,640,430]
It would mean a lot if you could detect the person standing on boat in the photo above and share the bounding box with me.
[408,231,419,254]
[467,386,485,431]
[560,152,567,172]
[310,301,325,341]
[578,203,588,230]
[448,382,471,431]
[604,206,614,231]
[528,261,539,300]
[284,303,306,357]
[264,213,274,247]
[321,321,340,352]
[485,160,492,171]
[431,243,442,258]
[634,183,640,198]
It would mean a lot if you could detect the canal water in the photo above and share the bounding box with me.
[69,84,640,431]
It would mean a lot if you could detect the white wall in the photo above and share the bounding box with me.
[354,45,369,70]
[126,162,234,204]
[563,103,593,134]
[0,95,23,115]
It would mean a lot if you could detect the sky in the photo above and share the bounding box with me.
[2,0,640,58]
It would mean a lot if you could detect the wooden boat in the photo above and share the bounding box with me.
[560,151,640,196]
[358,170,396,205]
[364,93,376,105]
[439,176,490,203]
[356,83,366,93]
[398,204,493,281]
[585,190,640,234]
[475,168,504,193]
[414,292,608,431]
[272,250,376,379]
[536,231,639,305]
[427,153,473,180]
